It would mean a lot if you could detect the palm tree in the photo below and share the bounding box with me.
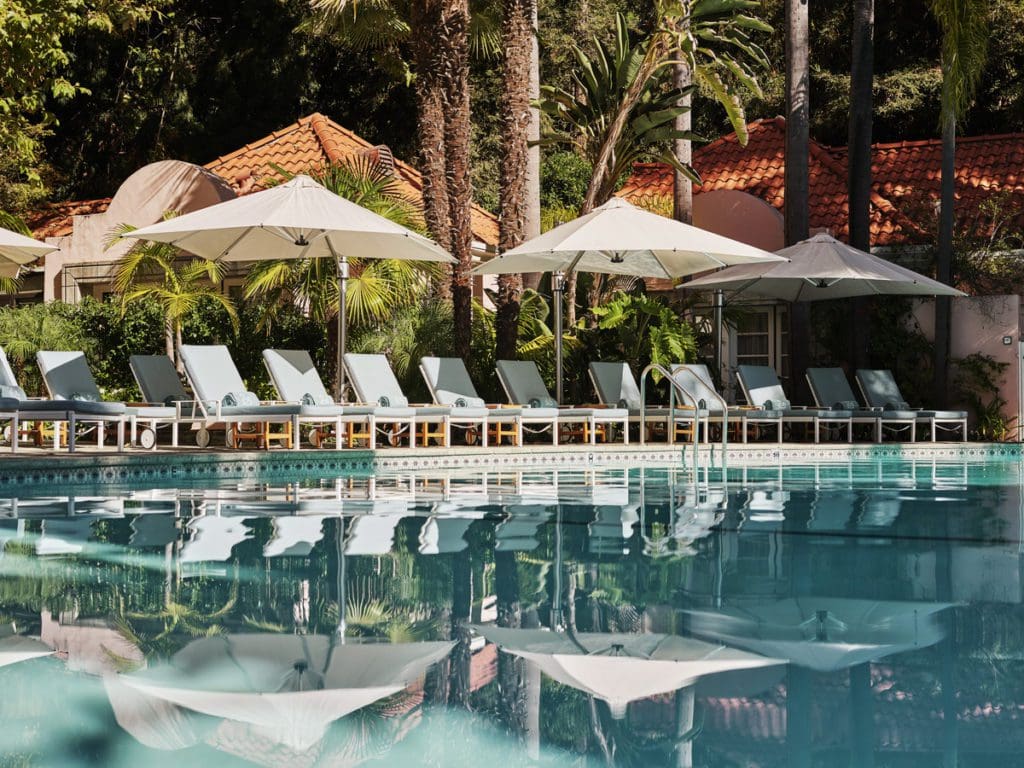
[670,0,772,224]
[439,0,477,359]
[929,0,989,405]
[785,0,810,402]
[539,13,697,323]
[848,0,874,371]
[495,0,536,360]
[579,0,769,216]
[110,217,239,368]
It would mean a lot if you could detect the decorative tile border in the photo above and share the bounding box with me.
[0,442,1018,491]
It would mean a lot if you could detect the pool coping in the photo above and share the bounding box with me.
[0,441,1019,490]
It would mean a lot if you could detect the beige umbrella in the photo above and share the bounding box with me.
[685,232,966,302]
[685,596,954,672]
[471,197,784,402]
[0,224,56,278]
[124,175,454,399]
[111,633,454,752]
[474,625,784,719]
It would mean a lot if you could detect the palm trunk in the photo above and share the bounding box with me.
[440,0,475,359]
[165,317,175,362]
[495,550,527,732]
[449,550,473,707]
[934,107,956,407]
[672,65,693,224]
[785,0,811,402]
[495,0,534,360]
[849,0,874,371]
[522,1,543,292]
[411,0,452,300]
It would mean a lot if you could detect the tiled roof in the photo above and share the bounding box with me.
[28,113,500,247]
[26,198,111,239]
[205,113,500,246]
[619,117,1024,247]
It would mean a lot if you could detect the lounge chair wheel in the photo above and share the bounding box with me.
[465,427,479,446]
[387,426,402,447]
[309,428,323,448]
[139,428,156,450]
[2,425,10,443]
[196,428,211,449]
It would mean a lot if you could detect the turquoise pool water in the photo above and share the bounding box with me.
[1,459,1022,767]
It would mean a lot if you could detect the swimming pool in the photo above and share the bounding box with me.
[1,458,1021,766]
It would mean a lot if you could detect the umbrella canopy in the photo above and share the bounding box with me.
[123,174,454,399]
[0,634,55,668]
[685,232,966,302]
[470,197,784,402]
[114,633,454,752]
[472,197,784,279]
[0,225,56,278]
[474,626,784,719]
[685,596,954,672]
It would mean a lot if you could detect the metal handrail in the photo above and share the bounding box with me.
[672,364,729,455]
[639,363,701,448]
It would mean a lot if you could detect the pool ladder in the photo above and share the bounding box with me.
[639,363,729,466]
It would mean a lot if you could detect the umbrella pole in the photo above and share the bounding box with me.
[553,271,565,404]
[713,289,724,383]
[336,255,349,403]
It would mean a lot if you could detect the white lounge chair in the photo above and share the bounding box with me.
[737,365,852,443]
[855,369,967,441]
[672,363,784,443]
[806,367,914,443]
[179,344,306,449]
[345,353,488,448]
[419,356,522,446]
[262,349,381,448]
[496,359,629,445]
[589,361,686,441]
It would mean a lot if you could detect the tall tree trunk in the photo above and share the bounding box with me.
[934,108,956,407]
[411,0,452,300]
[785,0,811,403]
[522,2,543,292]
[495,0,534,360]
[848,0,874,372]
[439,0,475,359]
[165,316,175,362]
[672,65,693,224]
[495,551,528,733]
[449,550,473,707]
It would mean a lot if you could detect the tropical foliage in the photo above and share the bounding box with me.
[242,158,442,332]
[111,215,239,365]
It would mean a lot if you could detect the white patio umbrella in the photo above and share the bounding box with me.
[685,596,954,672]
[0,224,56,278]
[0,624,54,668]
[124,174,454,400]
[471,197,784,402]
[110,633,454,752]
[685,232,966,302]
[474,625,784,719]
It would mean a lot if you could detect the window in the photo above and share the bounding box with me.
[735,311,771,368]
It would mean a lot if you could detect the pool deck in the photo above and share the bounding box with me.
[0,441,1018,490]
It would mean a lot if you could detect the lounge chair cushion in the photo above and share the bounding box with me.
[125,406,178,419]
[59,400,126,416]
[589,362,643,410]
[130,355,190,404]
[0,385,25,400]
[37,351,103,402]
[220,403,301,417]
[0,397,18,410]
[917,410,968,420]
[296,404,347,417]
[222,391,260,408]
[449,406,489,419]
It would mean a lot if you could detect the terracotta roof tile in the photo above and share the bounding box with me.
[619,117,1024,247]
[31,113,501,247]
[26,198,110,239]
[205,113,500,247]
